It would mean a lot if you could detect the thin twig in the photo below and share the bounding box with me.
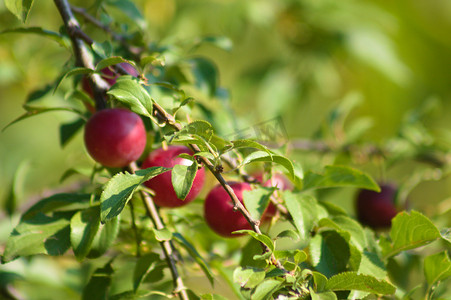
[128,163,189,300]
[140,191,189,300]
[71,5,126,43]
[129,200,141,257]
[152,102,286,270]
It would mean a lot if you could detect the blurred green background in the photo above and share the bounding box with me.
[1,0,451,217]
[1,0,451,298]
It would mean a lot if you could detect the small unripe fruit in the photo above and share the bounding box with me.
[142,146,205,208]
[355,183,401,229]
[84,108,146,168]
[204,182,252,238]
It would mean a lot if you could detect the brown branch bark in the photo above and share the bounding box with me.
[54,0,109,110]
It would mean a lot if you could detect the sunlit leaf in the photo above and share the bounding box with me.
[107,77,153,117]
[2,213,70,263]
[382,210,442,258]
[95,56,134,72]
[59,117,85,147]
[100,167,170,222]
[82,261,113,300]
[87,216,120,258]
[284,192,319,242]
[173,233,214,286]
[325,271,396,295]
[5,0,34,23]
[171,160,198,200]
[242,187,274,221]
[251,279,282,300]
[133,253,161,291]
[70,206,100,261]
[1,27,68,47]
[423,251,451,286]
[2,106,85,132]
[303,165,379,191]
[233,267,265,289]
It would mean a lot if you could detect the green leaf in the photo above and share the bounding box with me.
[200,294,229,300]
[358,251,387,280]
[231,139,271,155]
[283,192,319,242]
[240,151,297,182]
[21,193,91,220]
[2,213,70,263]
[54,67,93,93]
[251,279,282,300]
[194,151,216,161]
[325,272,396,295]
[233,267,265,289]
[319,216,368,251]
[91,41,113,58]
[310,289,337,300]
[276,229,300,241]
[70,206,101,261]
[82,261,114,300]
[173,233,214,286]
[189,57,218,97]
[424,251,451,286]
[192,36,233,52]
[105,0,145,29]
[312,271,328,292]
[25,83,54,103]
[3,160,30,216]
[107,77,153,118]
[87,216,120,258]
[100,167,170,222]
[133,252,161,291]
[302,165,379,191]
[0,27,68,47]
[2,106,85,132]
[309,231,351,278]
[5,0,34,23]
[150,228,172,242]
[233,230,274,253]
[177,120,214,140]
[59,118,85,147]
[274,249,307,264]
[242,187,274,221]
[171,160,198,200]
[382,210,442,259]
[95,56,135,72]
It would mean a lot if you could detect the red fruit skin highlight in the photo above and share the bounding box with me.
[84,108,146,168]
[204,182,252,238]
[142,146,205,208]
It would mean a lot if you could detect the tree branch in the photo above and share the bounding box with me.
[54,0,109,110]
[128,164,189,300]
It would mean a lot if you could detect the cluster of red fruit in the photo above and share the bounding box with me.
[82,65,401,237]
[84,106,291,237]
[86,111,296,238]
